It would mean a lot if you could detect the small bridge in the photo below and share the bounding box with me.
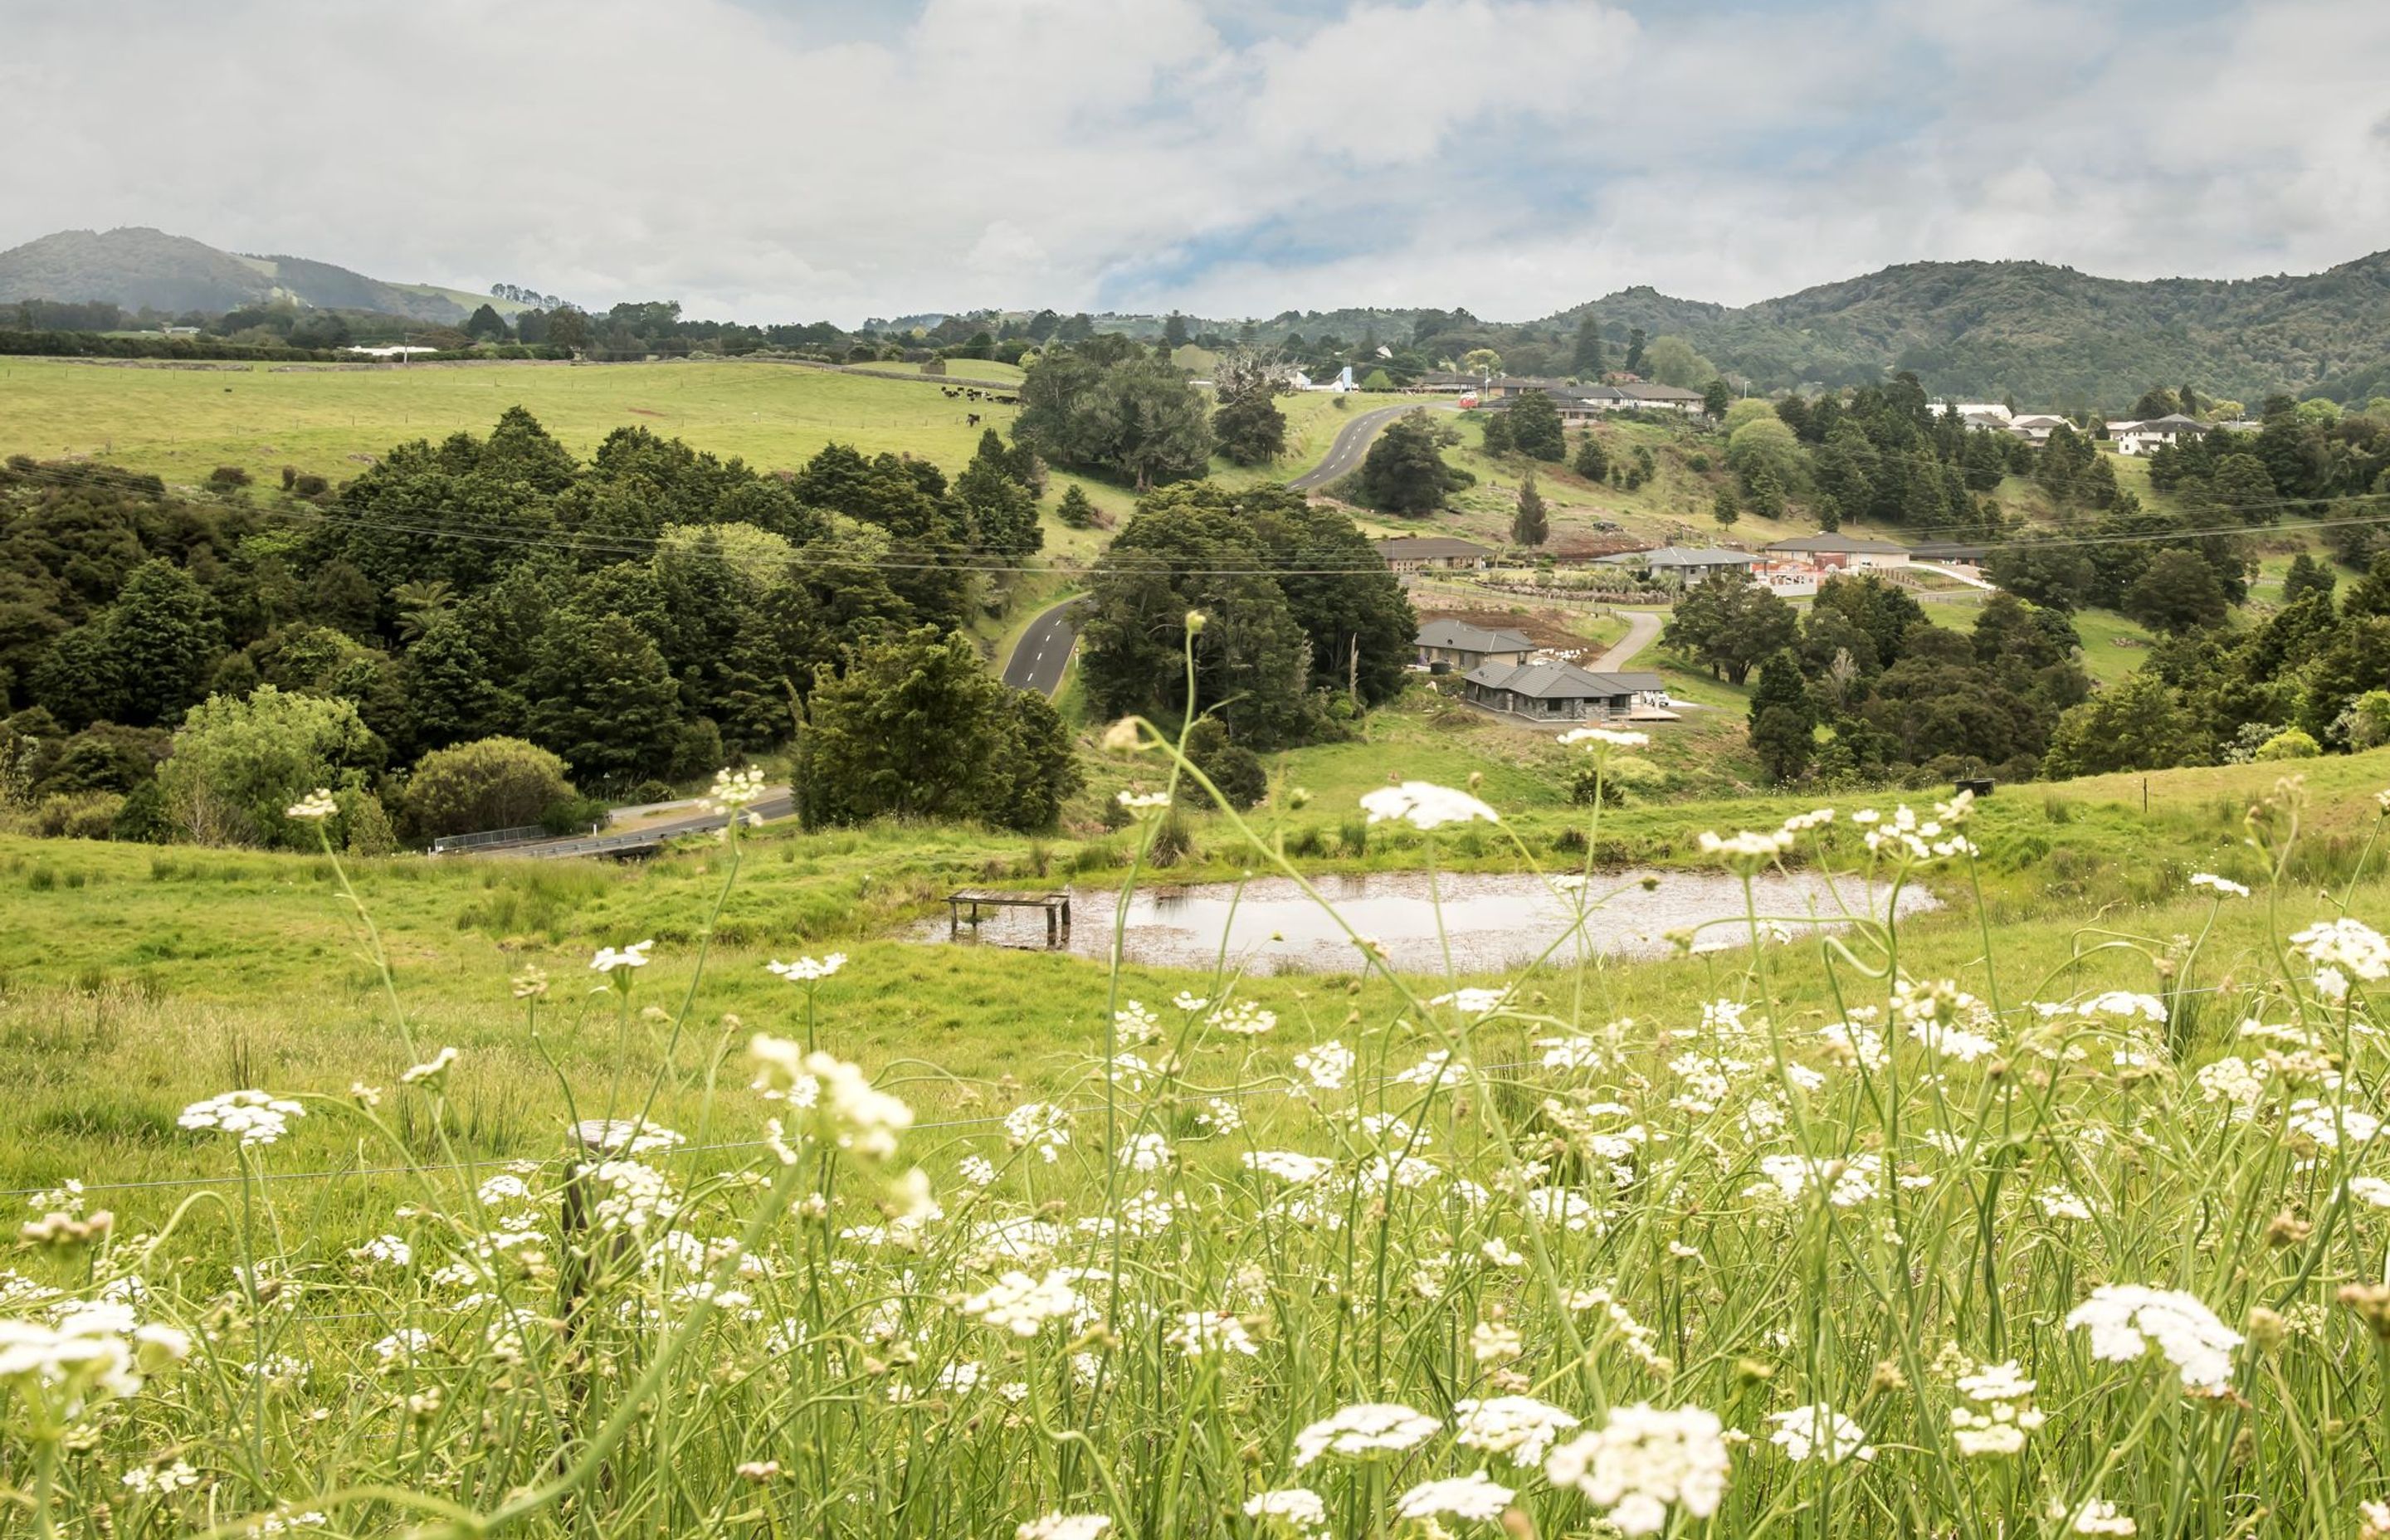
[945,889,1073,948]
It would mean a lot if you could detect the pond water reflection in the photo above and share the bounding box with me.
[916,868,1937,974]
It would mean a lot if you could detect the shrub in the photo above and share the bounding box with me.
[2255,726,2321,760]
[32,791,123,839]
[402,738,576,841]
[207,465,251,489]
[156,686,384,848]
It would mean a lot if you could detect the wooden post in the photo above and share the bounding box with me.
[949,899,958,940]
[1046,902,1057,948]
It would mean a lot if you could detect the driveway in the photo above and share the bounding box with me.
[1592,607,1665,671]
[1003,597,1085,697]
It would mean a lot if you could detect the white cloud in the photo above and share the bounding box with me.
[0,0,2384,324]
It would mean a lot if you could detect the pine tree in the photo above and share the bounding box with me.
[1512,471,1549,548]
[1713,488,1740,529]
[1571,314,1606,377]
[1573,433,1609,484]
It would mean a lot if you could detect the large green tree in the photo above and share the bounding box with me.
[1357,412,1464,514]
[801,626,1078,830]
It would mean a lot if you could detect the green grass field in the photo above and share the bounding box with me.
[3,735,2388,1535]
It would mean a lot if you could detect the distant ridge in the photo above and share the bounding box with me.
[0,227,502,324]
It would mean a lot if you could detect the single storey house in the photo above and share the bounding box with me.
[1763,533,1911,572]
[1461,660,1651,723]
[2007,414,2071,446]
[1416,619,1534,671]
[1404,370,1481,394]
[1597,546,1758,582]
[1462,660,1656,722]
[1378,535,1494,573]
[1910,540,1992,567]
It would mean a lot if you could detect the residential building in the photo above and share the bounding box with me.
[1595,546,1758,582]
[2109,412,2210,456]
[1377,535,1494,573]
[1910,540,1992,567]
[1404,370,1480,394]
[1460,660,1650,722]
[1479,375,1573,399]
[2007,414,2071,446]
[1761,533,1911,572]
[1415,619,1534,672]
[1930,400,2012,425]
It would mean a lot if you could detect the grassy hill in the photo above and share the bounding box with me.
[0,226,495,322]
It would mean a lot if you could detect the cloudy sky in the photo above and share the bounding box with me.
[5,0,2388,324]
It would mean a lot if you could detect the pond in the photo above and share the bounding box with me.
[915,868,1939,975]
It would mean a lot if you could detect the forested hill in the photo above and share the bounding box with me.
[1544,251,2390,407]
[0,227,490,322]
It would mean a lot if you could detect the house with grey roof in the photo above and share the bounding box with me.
[1416,619,1534,672]
[1461,660,1652,723]
[2108,413,2211,456]
[1595,546,1758,582]
[1378,536,1494,573]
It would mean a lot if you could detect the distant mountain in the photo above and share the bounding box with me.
[0,227,504,323]
[1545,254,2390,407]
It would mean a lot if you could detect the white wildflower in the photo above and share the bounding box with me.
[589,939,654,973]
[2065,1284,2241,1393]
[1165,1311,1257,1357]
[2189,873,2250,898]
[1768,1403,1873,1464]
[1292,1402,1441,1466]
[1544,1403,1733,1536]
[2290,918,2390,982]
[765,953,846,982]
[961,1270,1082,1337]
[178,1090,305,1148]
[284,788,339,821]
[1359,781,1498,830]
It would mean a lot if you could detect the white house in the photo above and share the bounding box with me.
[2110,412,2210,456]
[1932,401,2012,425]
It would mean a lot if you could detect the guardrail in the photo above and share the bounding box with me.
[428,823,561,855]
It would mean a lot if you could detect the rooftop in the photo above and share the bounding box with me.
[1762,532,1910,554]
[1597,545,1758,568]
[1417,618,1533,652]
[1378,535,1494,559]
[1463,660,1651,699]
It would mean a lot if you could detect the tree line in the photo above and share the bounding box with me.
[0,412,1077,850]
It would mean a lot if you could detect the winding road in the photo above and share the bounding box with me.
[998,400,1451,699]
[1002,597,1085,697]
[1288,401,1451,491]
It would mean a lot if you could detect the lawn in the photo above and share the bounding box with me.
[1918,592,2158,684]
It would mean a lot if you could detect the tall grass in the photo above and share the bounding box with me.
[3,748,2389,1539]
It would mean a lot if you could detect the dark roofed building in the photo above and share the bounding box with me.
[1378,536,1494,573]
[1461,660,1647,723]
[1416,619,1534,671]
[1596,546,1758,581]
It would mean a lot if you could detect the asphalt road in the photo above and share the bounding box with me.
[1003,597,1085,697]
[1289,402,1446,491]
[1592,607,1664,671]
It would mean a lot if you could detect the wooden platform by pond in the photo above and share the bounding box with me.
[945,889,1072,948]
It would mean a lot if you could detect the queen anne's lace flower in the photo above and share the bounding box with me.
[1558,726,1649,749]
[1454,1396,1581,1467]
[1292,1402,1441,1466]
[589,940,653,973]
[1768,1404,1873,1464]
[961,1270,1083,1337]
[766,953,846,982]
[1165,1310,1257,1357]
[1016,1515,1110,1540]
[1359,781,1498,830]
[1243,1489,1327,1534]
[749,1040,911,1159]
[284,788,339,821]
[2290,918,2390,982]
[2065,1285,2241,1392]
[1004,1102,1071,1162]
[2056,1497,2138,1535]
[178,1090,305,1148]
[2189,872,2250,898]
[1393,1469,1514,1523]
[1544,1403,1732,1535]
